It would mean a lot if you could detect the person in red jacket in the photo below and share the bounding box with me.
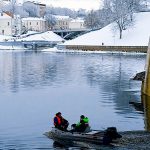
[53,112,69,131]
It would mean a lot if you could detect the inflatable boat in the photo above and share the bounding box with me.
[44,127,122,145]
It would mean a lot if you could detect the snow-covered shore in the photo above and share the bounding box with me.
[42,47,146,55]
[0,44,28,50]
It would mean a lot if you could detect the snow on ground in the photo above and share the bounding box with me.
[0,35,12,42]
[17,31,64,42]
[0,44,27,50]
[62,12,150,46]
[20,31,39,37]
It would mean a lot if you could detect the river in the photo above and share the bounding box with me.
[0,50,146,149]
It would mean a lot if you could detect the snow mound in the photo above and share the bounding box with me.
[62,12,150,46]
[18,31,64,42]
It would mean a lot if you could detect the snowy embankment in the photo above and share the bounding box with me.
[61,12,150,46]
[17,31,64,42]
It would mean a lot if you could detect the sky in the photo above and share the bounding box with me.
[39,0,102,10]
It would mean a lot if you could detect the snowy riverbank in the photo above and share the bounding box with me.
[61,12,150,47]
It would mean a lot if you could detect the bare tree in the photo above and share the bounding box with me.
[2,0,17,16]
[110,0,135,39]
[45,14,56,30]
[84,10,99,29]
[23,2,38,17]
[45,6,77,18]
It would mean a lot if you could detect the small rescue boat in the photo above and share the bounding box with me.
[44,127,122,145]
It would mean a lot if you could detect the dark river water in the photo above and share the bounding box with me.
[0,50,146,149]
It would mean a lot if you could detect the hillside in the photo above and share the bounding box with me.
[62,12,150,46]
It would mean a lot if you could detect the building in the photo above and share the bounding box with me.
[53,15,86,30]
[54,15,71,30]
[22,17,46,32]
[0,12,14,35]
[69,18,85,30]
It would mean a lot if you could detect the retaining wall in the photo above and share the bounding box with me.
[65,45,148,52]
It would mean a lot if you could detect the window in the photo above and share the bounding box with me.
[30,22,31,25]
[8,22,10,26]
[2,30,4,35]
[37,22,38,25]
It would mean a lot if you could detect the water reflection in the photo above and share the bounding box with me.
[0,51,71,92]
[141,95,150,131]
[128,94,150,132]
[84,54,143,115]
[52,141,114,150]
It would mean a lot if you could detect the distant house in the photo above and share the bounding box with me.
[0,12,14,35]
[22,17,46,32]
[53,15,86,30]
[69,18,85,30]
[54,15,71,30]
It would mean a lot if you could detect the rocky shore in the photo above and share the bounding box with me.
[114,131,150,150]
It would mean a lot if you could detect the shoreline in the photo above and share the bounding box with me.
[116,130,150,149]
[62,45,148,53]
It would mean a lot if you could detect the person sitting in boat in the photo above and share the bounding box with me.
[53,112,69,131]
[71,115,90,132]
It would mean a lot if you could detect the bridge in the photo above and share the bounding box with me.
[53,29,91,40]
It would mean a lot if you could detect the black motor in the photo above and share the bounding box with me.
[103,127,122,145]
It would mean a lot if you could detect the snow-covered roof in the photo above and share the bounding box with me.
[70,18,84,23]
[62,12,150,46]
[17,31,64,42]
[53,15,70,20]
[0,13,12,19]
[22,17,46,21]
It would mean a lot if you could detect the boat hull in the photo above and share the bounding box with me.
[44,127,119,145]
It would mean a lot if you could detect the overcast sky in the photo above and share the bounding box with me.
[40,0,102,10]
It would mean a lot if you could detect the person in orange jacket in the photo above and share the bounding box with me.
[53,112,69,131]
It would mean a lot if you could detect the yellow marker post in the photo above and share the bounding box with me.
[142,38,150,96]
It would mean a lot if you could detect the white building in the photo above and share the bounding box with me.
[0,12,14,35]
[53,15,86,30]
[22,17,46,32]
[69,18,85,30]
[54,15,71,30]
